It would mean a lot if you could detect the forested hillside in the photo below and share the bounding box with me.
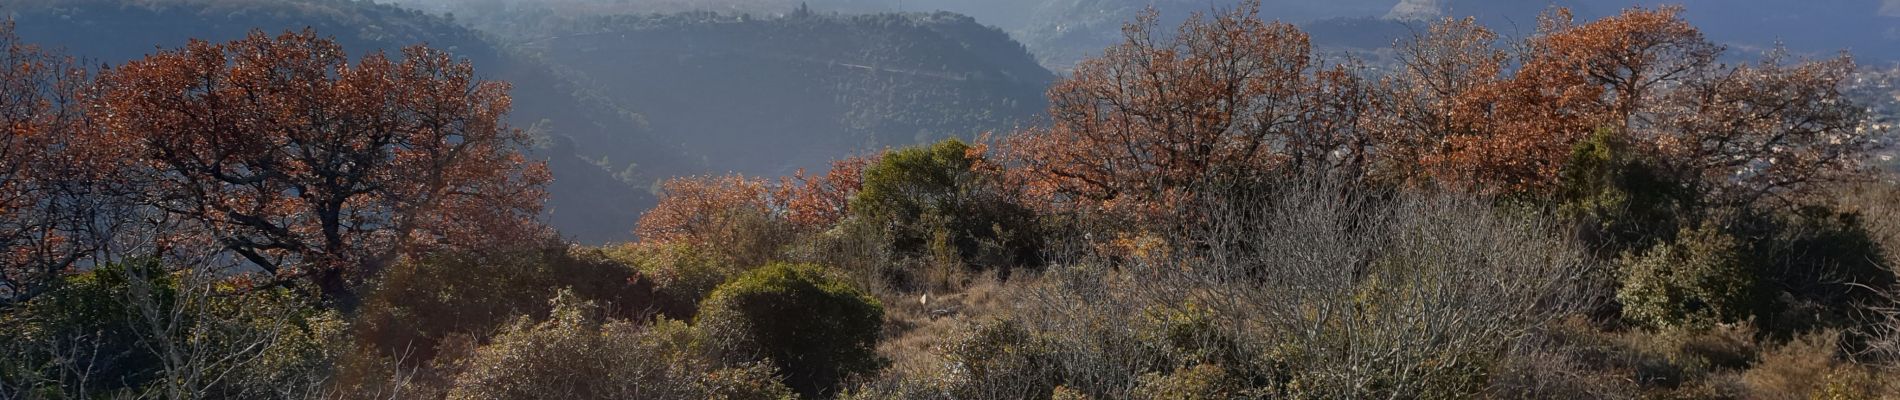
[523,11,1051,176]
[395,0,1900,71]
[392,2,1055,178]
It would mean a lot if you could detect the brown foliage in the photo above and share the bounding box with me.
[776,154,878,230]
[0,21,123,305]
[1004,4,1878,217]
[635,154,878,260]
[1004,1,1375,217]
[1370,17,1506,185]
[1402,6,1870,199]
[1391,7,1708,193]
[636,175,775,245]
[1655,52,1870,207]
[91,29,549,302]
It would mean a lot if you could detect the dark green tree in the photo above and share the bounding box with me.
[851,139,1042,271]
[1556,128,1695,256]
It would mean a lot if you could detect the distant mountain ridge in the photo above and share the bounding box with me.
[392,0,1897,70]
[522,10,1052,178]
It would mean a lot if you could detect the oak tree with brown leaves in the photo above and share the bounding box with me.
[640,153,881,249]
[1005,3,1878,221]
[92,30,549,304]
[1393,7,1871,201]
[1004,1,1374,218]
[0,22,104,305]
[1416,7,1723,193]
[776,154,877,230]
[636,174,775,246]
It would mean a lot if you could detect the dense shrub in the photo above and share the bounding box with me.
[1487,327,1642,398]
[1611,202,1895,335]
[1133,304,1273,386]
[1556,129,1693,255]
[0,261,339,399]
[1740,329,1892,400]
[0,262,171,396]
[607,242,753,319]
[940,319,1067,400]
[1739,207,1894,338]
[1131,364,1258,400]
[989,179,1598,399]
[1836,182,1900,261]
[697,263,886,398]
[1486,319,1762,397]
[1618,223,1761,330]
[446,291,794,400]
[838,182,1575,398]
[352,247,656,366]
[851,139,1042,272]
[787,216,906,294]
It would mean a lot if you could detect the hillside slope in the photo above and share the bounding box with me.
[389,0,1899,71]
[520,11,1053,176]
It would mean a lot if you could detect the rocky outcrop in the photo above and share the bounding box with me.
[1385,0,1444,21]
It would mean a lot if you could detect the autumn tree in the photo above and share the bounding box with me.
[775,154,877,230]
[1392,7,1872,201]
[636,174,776,247]
[633,155,884,271]
[0,21,116,306]
[1005,0,1374,218]
[92,30,549,305]
[1371,17,1505,184]
[1410,7,1719,193]
[1654,51,1871,208]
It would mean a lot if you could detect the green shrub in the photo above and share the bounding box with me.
[940,319,1066,400]
[353,247,656,365]
[447,291,793,400]
[1049,386,1092,400]
[0,261,170,397]
[697,263,885,398]
[0,261,339,399]
[1132,363,1255,400]
[1618,223,1761,330]
[851,139,1041,273]
[1739,206,1894,337]
[1556,128,1692,255]
[607,242,752,319]
[1130,304,1291,397]
[1137,304,1247,370]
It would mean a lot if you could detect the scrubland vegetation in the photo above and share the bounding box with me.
[5,1,1900,399]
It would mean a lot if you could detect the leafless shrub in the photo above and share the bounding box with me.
[1487,335,1641,400]
[1004,176,1604,398]
[1836,181,1900,367]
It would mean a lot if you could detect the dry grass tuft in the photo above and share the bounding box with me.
[876,272,1019,377]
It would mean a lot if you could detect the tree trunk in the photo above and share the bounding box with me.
[314,268,358,313]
